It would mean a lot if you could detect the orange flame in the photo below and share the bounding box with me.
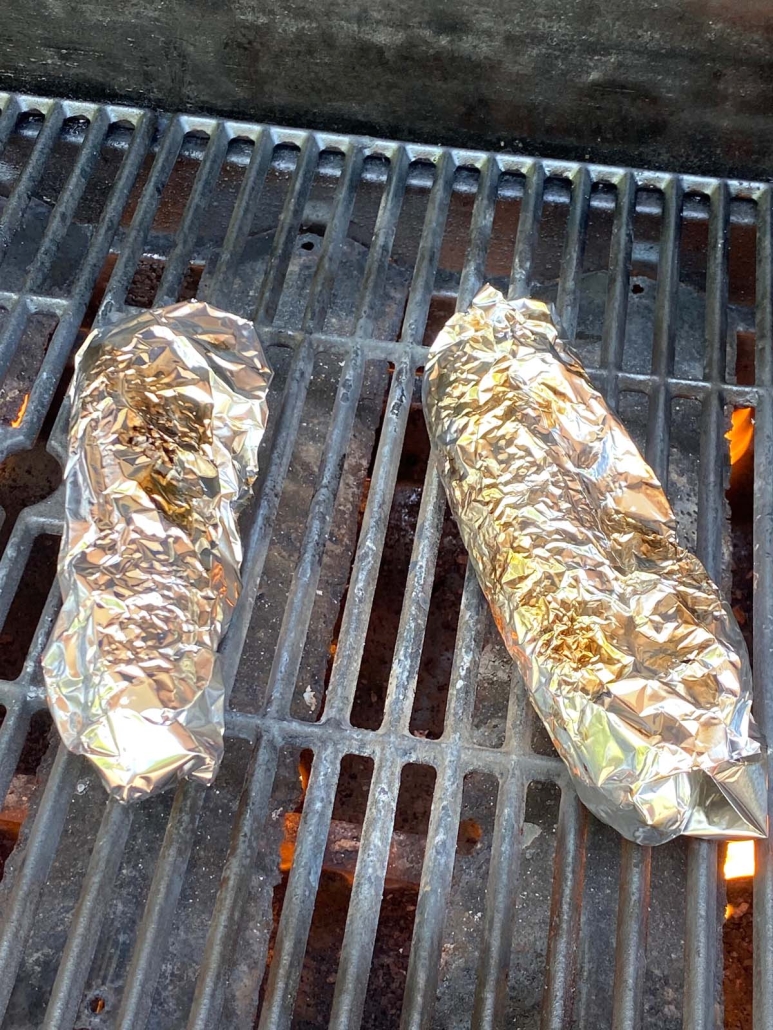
[724,839,755,879]
[9,393,29,428]
[726,407,754,466]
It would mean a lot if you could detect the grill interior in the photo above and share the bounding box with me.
[0,92,770,1030]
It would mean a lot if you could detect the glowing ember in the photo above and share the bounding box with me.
[726,407,754,466]
[9,393,29,428]
[724,839,755,879]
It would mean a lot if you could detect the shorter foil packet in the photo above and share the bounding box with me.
[423,285,767,844]
[43,302,272,802]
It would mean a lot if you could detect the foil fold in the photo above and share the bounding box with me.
[43,302,272,802]
[423,285,767,844]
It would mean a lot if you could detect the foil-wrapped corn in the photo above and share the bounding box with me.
[423,285,766,844]
[43,303,272,802]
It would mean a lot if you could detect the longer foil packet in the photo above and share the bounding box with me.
[43,303,272,802]
[423,285,767,844]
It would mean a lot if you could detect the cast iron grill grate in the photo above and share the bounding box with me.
[0,91,769,1030]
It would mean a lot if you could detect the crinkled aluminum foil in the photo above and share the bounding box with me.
[423,285,767,844]
[43,302,272,802]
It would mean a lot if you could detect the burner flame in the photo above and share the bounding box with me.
[10,393,29,428]
[726,407,754,466]
[724,839,755,879]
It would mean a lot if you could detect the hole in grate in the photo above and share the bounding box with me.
[508,780,561,1024]
[408,506,465,740]
[125,257,202,307]
[0,707,53,882]
[726,402,754,661]
[484,170,524,293]
[668,397,703,553]
[531,176,571,294]
[471,617,512,750]
[675,190,709,381]
[350,382,429,731]
[734,331,756,388]
[0,312,59,428]
[0,533,60,680]
[434,770,499,1024]
[724,874,753,1030]
[0,442,62,558]
[617,390,649,455]
[286,754,374,1026]
[563,179,617,371]
[293,360,395,722]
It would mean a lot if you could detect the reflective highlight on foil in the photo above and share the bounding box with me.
[43,303,272,802]
[423,285,766,844]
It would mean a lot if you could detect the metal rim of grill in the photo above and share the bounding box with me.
[0,90,769,1030]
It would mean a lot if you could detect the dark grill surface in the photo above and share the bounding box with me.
[0,91,770,1030]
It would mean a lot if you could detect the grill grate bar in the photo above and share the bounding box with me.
[226,711,567,781]
[471,764,525,1029]
[456,154,500,311]
[219,339,317,686]
[509,160,545,301]
[5,110,156,459]
[0,95,22,153]
[681,175,732,1030]
[396,156,500,1023]
[399,151,455,345]
[186,735,281,1030]
[600,170,636,411]
[115,781,206,1030]
[0,109,110,389]
[322,151,414,722]
[253,136,319,326]
[703,181,729,385]
[540,791,587,1030]
[380,461,446,733]
[207,126,274,310]
[683,841,721,1030]
[100,116,185,320]
[645,174,683,484]
[354,145,410,339]
[257,746,342,1029]
[328,749,403,1030]
[0,704,30,815]
[25,109,111,294]
[400,563,488,1030]
[611,841,652,1030]
[698,182,730,586]
[264,155,372,719]
[155,121,230,306]
[41,799,133,1030]
[302,143,364,332]
[752,186,773,1030]
[0,101,66,271]
[534,170,595,1028]
[0,746,80,1019]
[555,165,592,342]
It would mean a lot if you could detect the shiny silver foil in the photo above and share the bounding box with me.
[424,285,767,844]
[43,303,272,802]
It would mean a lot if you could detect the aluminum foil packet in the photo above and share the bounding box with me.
[43,302,272,802]
[423,285,767,844]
